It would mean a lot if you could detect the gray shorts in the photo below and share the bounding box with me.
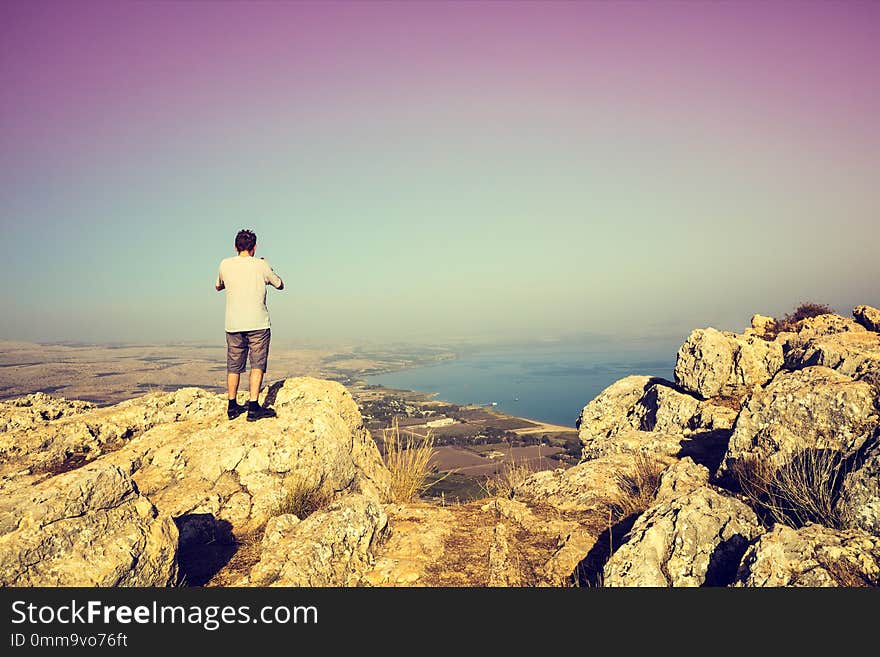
[226,329,271,374]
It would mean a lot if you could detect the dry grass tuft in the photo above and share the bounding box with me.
[382,418,444,503]
[483,456,536,499]
[277,477,333,519]
[607,452,665,522]
[731,449,849,529]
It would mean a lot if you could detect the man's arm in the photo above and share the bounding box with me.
[215,268,224,291]
[263,260,284,290]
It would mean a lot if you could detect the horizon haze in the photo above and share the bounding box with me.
[2,1,878,346]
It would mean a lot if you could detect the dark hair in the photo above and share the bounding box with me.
[234,229,257,253]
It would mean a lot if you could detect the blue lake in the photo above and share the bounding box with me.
[366,339,679,427]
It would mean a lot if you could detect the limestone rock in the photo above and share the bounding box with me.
[0,392,95,432]
[854,305,880,333]
[674,328,784,399]
[640,384,738,435]
[481,497,540,526]
[365,504,455,586]
[655,457,710,502]
[735,524,880,587]
[267,377,392,502]
[0,462,178,586]
[837,440,880,536]
[95,377,390,535]
[784,330,880,381]
[603,485,763,587]
[576,375,659,449]
[487,523,519,586]
[240,494,387,586]
[747,314,778,339]
[719,366,879,476]
[0,387,226,477]
[791,314,867,338]
[515,453,652,513]
[577,377,737,461]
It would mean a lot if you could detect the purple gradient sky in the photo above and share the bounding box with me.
[1,1,878,344]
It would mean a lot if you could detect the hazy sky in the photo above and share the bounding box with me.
[1,0,878,346]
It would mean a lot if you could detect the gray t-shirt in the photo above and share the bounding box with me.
[216,255,282,332]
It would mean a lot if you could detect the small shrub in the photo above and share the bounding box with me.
[278,477,333,519]
[382,418,443,503]
[607,452,665,522]
[731,449,848,529]
[774,301,835,334]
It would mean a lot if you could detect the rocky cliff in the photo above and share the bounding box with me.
[1,305,879,587]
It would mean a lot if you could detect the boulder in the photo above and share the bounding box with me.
[719,366,879,476]
[239,494,387,586]
[735,524,880,587]
[746,314,778,339]
[576,375,659,449]
[854,305,880,333]
[637,384,738,436]
[577,376,737,461]
[674,328,784,399]
[102,377,392,532]
[790,314,867,338]
[784,331,880,381]
[655,457,710,502]
[515,452,658,513]
[837,440,880,536]
[0,462,178,586]
[603,485,763,587]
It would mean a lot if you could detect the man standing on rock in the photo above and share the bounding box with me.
[215,229,284,421]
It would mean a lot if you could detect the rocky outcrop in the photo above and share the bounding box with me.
[655,457,710,502]
[481,497,597,586]
[784,331,880,381]
[97,377,391,536]
[837,440,880,535]
[0,392,95,432]
[577,376,736,461]
[735,524,880,587]
[239,494,387,586]
[0,462,178,586]
[674,328,783,399]
[0,377,392,588]
[0,387,225,477]
[576,376,659,448]
[603,485,763,587]
[745,314,777,339]
[718,366,879,476]
[515,452,654,513]
[365,504,455,586]
[854,305,880,332]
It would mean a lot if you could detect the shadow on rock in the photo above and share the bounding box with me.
[703,534,752,586]
[174,513,238,587]
[678,429,732,475]
[262,380,285,408]
[570,513,640,587]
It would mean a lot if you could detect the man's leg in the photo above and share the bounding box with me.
[226,332,248,419]
[248,368,264,402]
[246,329,275,421]
[227,372,241,400]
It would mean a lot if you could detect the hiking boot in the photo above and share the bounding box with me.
[227,401,247,420]
[246,402,277,422]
